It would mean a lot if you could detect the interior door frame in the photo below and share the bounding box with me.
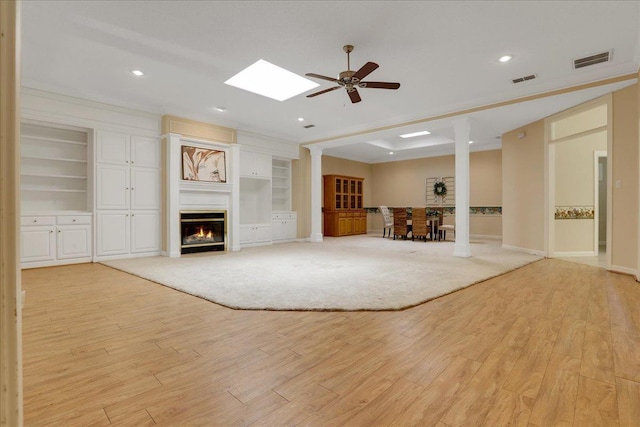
[545,94,612,262]
[594,150,607,256]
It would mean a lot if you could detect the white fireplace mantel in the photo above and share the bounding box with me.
[165,133,240,257]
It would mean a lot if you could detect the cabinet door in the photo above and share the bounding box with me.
[253,152,272,178]
[21,226,55,262]
[57,225,91,259]
[239,225,255,245]
[97,165,130,210]
[283,219,297,240]
[255,225,272,242]
[271,219,284,241]
[96,211,130,256]
[240,152,255,177]
[97,131,130,165]
[338,216,349,236]
[131,168,160,210]
[131,211,160,253]
[240,151,272,178]
[131,136,160,168]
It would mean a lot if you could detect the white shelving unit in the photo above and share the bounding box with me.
[271,157,297,243]
[20,122,93,268]
[272,158,291,212]
[20,122,90,212]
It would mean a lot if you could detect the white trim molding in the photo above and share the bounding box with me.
[502,244,546,257]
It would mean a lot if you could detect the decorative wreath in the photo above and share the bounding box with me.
[433,181,447,197]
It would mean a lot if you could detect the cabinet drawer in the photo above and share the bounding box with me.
[57,215,92,225]
[21,216,55,226]
[272,213,296,220]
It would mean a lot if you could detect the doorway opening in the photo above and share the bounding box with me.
[546,95,611,269]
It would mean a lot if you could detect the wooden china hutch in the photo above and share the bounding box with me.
[323,174,367,236]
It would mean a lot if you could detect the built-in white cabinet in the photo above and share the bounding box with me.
[239,224,272,246]
[96,165,159,211]
[97,133,160,167]
[272,212,297,242]
[21,214,92,267]
[95,130,161,259]
[96,210,160,256]
[240,150,272,178]
[239,176,272,247]
[239,151,272,247]
[20,121,94,268]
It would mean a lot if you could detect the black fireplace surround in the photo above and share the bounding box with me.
[180,211,226,254]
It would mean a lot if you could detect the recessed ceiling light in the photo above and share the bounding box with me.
[225,59,319,101]
[389,151,394,155]
[469,140,474,144]
[214,106,227,112]
[499,55,512,63]
[131,69,144,76]
[399,130,431,138]
[297,117,304,122]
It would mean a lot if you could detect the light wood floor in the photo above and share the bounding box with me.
[22,259,640,426]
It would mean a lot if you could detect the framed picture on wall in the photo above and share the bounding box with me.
[181,145,226,182]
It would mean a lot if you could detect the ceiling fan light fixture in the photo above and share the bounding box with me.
[400,130,431,138]
[305,44,400,103]
[225,59,319,101]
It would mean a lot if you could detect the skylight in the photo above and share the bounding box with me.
[399,130,431,138]
[224,59,319,101]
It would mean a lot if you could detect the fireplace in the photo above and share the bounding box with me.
[180,211,226,254]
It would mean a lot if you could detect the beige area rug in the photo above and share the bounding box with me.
[102,234,543,311]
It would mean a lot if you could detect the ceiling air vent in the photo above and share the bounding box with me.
[512,74,537,84]
[303,124,315,129]
[573,50,612,69]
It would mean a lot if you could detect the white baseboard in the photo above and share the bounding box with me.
[502,244,545,257]
[609,264,638,277]
[470,234,502,240]
[554,251,598,257]
[94,251,161,262]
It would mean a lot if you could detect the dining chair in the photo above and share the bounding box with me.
[379,206,393,238]
[438,208,455,240]
[392,207,409,240]
[410,207,430,241]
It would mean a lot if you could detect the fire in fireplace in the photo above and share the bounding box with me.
[180,211,226,254]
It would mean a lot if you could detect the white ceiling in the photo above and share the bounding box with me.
[20,1,640,163]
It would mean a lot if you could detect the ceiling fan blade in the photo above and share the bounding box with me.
[352,62,379,81]
[359,81,401,90]
[306,86,341,98]
[305,73,340,83]
[348,88,361,103]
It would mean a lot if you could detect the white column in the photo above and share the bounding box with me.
[229,144,241,251]
[309,146,323,242]
[453,117,471,257]
[166,133,182,257]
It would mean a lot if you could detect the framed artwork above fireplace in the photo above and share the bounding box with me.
[182,145,226,182]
